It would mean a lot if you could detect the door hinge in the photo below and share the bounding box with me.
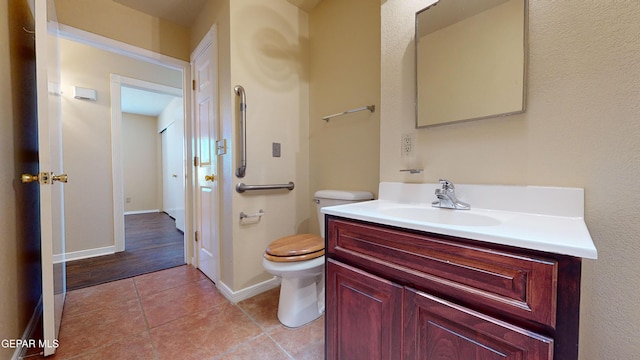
[192,80,196,91]
[195,231,199,242]
[194,156,199,167]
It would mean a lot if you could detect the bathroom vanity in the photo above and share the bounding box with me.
[322,182,597,360]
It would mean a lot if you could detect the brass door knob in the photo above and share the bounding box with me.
[52,174,68,183]
[205,174,215,182]
[21,173,39,183]
[21,172,67,184]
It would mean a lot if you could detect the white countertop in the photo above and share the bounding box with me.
[321,182,598,259]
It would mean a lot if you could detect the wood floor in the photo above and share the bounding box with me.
[65,212,185,291]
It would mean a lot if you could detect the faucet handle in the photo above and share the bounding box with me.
[439,179,454,190]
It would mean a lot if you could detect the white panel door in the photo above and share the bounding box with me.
[34,0,66,355]
[192,28,220,283]
[161,119,185,232]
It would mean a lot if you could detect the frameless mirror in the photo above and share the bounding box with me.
[416,0,527,127]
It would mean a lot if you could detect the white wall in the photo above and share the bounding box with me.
[381,1,640,358]
[122,112,160,213]
[189,0,311,292]
[191,0,235,287]
[225,0,310,291]
[54,0,191,61]
[308,0,380,236]
[59,37,182,254]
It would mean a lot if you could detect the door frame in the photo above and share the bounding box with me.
[56,24,194,264]
[109,75,184,253]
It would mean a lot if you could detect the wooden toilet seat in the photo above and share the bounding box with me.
[264,233,325,262]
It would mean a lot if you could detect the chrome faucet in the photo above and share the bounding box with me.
[432,179,470,210]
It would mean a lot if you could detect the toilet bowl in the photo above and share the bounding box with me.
[263,190,373,328]
[263,234,325,328]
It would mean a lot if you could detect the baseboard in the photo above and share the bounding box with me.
[53,245,116,264]
[11,296,43,360]
[217,277,281,304]
[124,209,160,215]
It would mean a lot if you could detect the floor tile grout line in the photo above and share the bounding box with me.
[132,275,161,360]
[140,296,269,359]
[47,280,143,359]
[142,298,232,331]
[52,266,324,359]
[55,283,145,355]
[210,333,267,360]
[134,271,217,359]
[235,304,296,360]
[57,330,153,360]
[134,266,210,299]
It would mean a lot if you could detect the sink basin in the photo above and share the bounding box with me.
[380,207,502,227]
[321,183,598,259]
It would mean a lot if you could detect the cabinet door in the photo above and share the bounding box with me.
[327,259,404,360]
[404,287,553,360]
[328,217,559,328]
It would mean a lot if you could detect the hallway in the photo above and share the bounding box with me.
[65,212,185,291]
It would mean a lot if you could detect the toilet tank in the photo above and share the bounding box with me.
[314,190,373,238]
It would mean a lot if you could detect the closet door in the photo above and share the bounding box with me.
[161,119,184,232]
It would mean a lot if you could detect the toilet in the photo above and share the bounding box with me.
[263,189,374,328]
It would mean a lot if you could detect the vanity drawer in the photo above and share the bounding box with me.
[327,217,559,328]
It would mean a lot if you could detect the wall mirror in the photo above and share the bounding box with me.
[416,0,528,127]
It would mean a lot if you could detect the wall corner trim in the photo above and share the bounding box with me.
[216,277,281,304]
[53,245,116,264]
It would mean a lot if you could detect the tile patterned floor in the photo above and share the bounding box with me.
[31,265,324,359]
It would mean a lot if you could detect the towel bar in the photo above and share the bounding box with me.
[322,105,375,122]
[240,209,265,220]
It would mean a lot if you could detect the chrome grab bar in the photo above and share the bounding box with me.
[236,182,295,193]
[234,85,247,178]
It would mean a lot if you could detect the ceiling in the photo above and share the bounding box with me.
[112,0,322,27]
[113,0,208,27]
[418,0,510,36]
[114,0,322,116]
[121,86,181,117]
[285,0,323,12]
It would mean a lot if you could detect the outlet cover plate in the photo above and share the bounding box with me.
[401,133,415,158]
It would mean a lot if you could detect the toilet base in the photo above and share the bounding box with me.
[277,272,325,328]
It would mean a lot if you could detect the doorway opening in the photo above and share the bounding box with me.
[57,26,192,290]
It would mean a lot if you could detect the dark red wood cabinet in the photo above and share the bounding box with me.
[325,216,582,360]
